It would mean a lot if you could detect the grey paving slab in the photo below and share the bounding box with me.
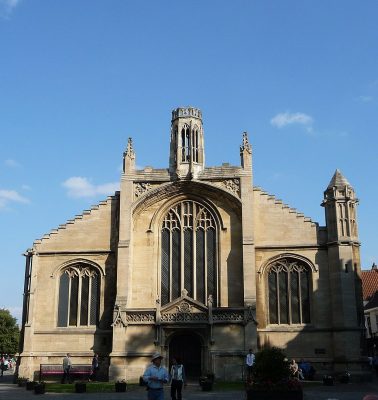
[1,371,378,400]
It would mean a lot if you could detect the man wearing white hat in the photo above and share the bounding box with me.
[143,352,170,400]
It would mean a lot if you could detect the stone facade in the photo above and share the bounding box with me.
[18,107,364,382]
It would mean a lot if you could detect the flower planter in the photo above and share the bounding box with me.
[339,374,350,384]
[34,383,46,395]
[115,381,127,392]
[201,381,213,391]
[26,381,36,390]
[75,382,87,393]
[323,376,334,386]
[17,378,27,387]
[246,388,303,400]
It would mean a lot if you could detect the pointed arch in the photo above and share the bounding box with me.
[56,260,101,327]
[181,124,191,162]
[160,199,219,306]
[260,254,314,325]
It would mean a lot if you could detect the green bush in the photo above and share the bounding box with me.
[252,347,290,384]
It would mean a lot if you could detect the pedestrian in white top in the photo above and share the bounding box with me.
[170,357,186,400]
[246,348,255,379]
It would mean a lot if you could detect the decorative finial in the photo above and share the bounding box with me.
[125,137,135,159]
[123,137,136,173]
[240,132,252,154]
[181,288,188,297]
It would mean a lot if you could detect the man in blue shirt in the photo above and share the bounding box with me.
[143,352,170,400]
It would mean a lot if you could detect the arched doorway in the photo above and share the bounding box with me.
[169,332,202,378]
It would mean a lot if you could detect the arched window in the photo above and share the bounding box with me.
[267,258,311,325]
[193,125,199,163]
[181,125,191,162]
[179,125,200,164]
[161,200,217,306]
[57,264,100,327]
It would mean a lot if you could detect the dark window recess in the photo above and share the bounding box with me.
[57,273,69,327]
[161,229,170,305]
[269,272,278,324]
[69,275,79,326]
[315,348,326,355]
[196,229,205,304]
[57,265,100,327]
[160,201,217,306]
[267,258,311,325]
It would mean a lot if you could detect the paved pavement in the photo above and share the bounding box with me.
[1,370,378,400]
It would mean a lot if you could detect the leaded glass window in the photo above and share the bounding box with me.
[161,201,217,305]
[57,265,100,327]
[267,258,311,325]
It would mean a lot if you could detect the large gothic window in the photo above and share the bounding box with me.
[57,264,100,327]
[161,201,217,306]
[267,258,311,325]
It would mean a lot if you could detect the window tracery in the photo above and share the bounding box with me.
[179,124,200,163]
[267,258,311,325]
[57,264,100,327]
[161,201,217,306]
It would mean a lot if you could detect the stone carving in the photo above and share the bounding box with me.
[245,306,257,324]
[134,182,152,198]
[240,132,252,154]
[111,304,127,327]
[115,304,252,325]
[223,179,240,196]
[172,107,202,120]
[125,137,135,159]
[161,312,208,322]
[126,312,155,323]
[176,301,192,313]
[212,310,244,322]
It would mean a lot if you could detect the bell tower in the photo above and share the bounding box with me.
[169,107,205,179]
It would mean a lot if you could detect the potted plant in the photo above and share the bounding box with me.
[323,374,334,386]
[25,380,36,390]
[75,381,87,393]
[339,371,350,384]
[17,377,27,387]
[199,372,214,391]
[246,347,303,400]
[115,380,127,392]
[34,381,46,394]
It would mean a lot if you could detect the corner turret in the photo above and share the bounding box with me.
[322,169,358,242]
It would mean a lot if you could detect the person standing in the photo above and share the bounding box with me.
[62,353,72,384]
[170,357,186,400]
[0,355,4,377]
[245,348,255,379]
[90,353,99,381]
[373,354,378,378]
[289,359,299,379]
[143,352,170,400]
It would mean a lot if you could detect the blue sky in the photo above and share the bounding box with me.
[1,1,377,323]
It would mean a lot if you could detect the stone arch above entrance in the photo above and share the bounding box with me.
[168,332,202,378]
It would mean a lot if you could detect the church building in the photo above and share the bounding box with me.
[18,107,364,381]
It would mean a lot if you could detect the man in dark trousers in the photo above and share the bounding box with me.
[90,353,99,381]
[170,357,186,400]
[62,353,72,383]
